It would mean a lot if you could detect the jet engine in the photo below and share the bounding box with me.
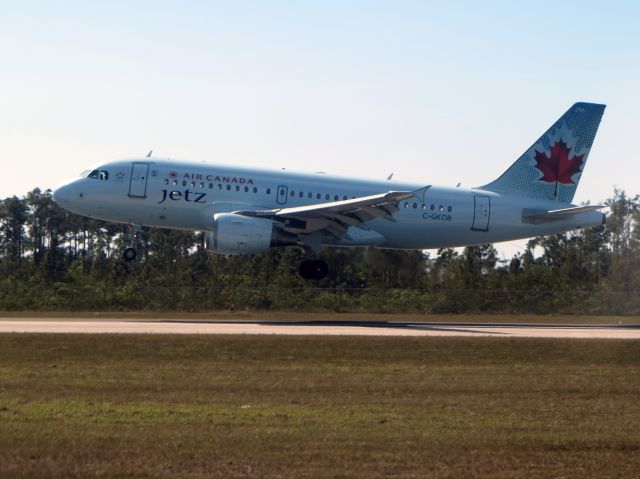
[204,213,297,254]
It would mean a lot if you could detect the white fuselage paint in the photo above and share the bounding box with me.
[53,159,605,249]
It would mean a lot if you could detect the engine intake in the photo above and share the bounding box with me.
[205,213,297,254]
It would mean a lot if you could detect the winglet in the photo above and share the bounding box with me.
[411,185,431,203]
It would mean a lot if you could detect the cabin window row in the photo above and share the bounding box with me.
[162,178,450,211]
[165,178,262,193]
[164,178,357,201]
[404,201,453,212]
[287,190,354,201]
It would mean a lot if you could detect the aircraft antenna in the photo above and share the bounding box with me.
[146,150,153,158]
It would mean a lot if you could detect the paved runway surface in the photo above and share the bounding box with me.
[0,318,639,338]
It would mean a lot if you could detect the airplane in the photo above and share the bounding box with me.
[53,102,606,280]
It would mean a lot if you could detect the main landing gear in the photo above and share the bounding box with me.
[298,259,329,281]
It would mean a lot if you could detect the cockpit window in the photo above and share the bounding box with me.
[87,169,109,181]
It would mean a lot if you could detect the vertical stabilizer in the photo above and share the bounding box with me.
[482,102,605,203]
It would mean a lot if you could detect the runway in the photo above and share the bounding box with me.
[0,318,639,338]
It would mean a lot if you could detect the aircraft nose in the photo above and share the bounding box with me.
[53,184,81,207]
[53,185,69,206]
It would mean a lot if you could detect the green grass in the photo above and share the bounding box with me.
[0,334,639,478]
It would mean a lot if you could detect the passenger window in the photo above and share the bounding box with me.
[253,187,257,193]
[317,193,321,199]
[412,202,417,209]
[439,205,444,211]
[190,181,196,187]
[172,180,178,187]
[325,194,330,200]
[343,195,348,200]
[422,204,427,210]
[290,190,295,196]
[308,192,312,198]
[334,195,339,201]
[226,185,231,191]
[244,186,249,192]
[209,183,213,189]
[430,204,435,211]
[164,179,169,185]
[235,185,240,191]
[404,202,409,208]
[299,191,303,198]
[217,184,222,190]
[182,181,187,187]
[199,182,204,189]
[267,188,271,195]
[448,206,452,212]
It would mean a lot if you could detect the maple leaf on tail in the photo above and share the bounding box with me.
[534,139,584,198]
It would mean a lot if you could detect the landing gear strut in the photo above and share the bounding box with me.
[298,259,328,280]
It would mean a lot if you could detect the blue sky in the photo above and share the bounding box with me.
[1,1,638,255]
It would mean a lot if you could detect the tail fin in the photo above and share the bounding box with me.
[482,102,605,203]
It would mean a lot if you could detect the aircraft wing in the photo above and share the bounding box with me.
[234,188,428,239]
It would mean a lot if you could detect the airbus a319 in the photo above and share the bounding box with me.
[54,102,606,280]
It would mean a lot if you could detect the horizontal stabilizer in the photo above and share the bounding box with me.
[522,205,605,224]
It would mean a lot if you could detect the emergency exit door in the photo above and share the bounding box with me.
[276,185,288,205]
[128,162,150,198]
[471,195,490,231]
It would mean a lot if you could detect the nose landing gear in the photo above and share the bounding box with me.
[298,259,329,280]
[122,224,143,262]
[123,247,137,262]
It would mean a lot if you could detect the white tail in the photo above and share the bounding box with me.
[482,102,605,203]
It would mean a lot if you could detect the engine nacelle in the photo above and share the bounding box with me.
[205,213,296,254]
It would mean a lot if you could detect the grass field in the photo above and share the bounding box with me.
[0,334,639,478]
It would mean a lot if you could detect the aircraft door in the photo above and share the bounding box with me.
[276,185,288,205]
[129,162,150,198]
[471,195,490,231]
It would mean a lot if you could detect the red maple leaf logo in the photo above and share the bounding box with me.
[169,171,177,178]
[534,139,584,185]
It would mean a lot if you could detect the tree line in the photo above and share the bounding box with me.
[1,188,639,314]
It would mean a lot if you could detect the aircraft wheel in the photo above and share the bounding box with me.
[123,247,137,262]
[299,259,328,280]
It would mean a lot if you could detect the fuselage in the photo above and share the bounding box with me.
[53,158,605,249]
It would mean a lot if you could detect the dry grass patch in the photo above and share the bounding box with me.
[0,311,638,325]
